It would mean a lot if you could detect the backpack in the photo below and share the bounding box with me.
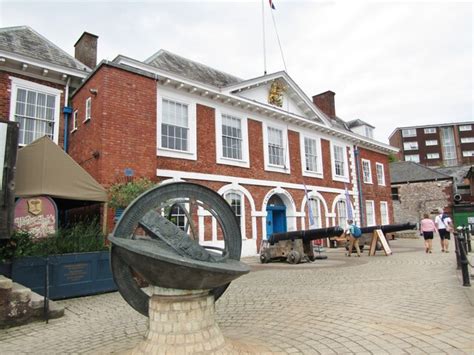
[352,225,362,238]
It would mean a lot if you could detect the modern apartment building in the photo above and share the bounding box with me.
[389,122,474,167]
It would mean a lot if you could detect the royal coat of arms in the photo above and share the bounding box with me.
[268,81,285,107]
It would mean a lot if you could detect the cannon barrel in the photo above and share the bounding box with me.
[360,223,416,234]
[268,226,344,244]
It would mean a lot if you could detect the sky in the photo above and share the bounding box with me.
[0,0,472,143]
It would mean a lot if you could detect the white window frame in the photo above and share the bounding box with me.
[376,162,385,186]
[84,97,91,122]
[427,153,440,159]
[403,141,418,150]
[335,199,348,228]
[300,133,323,178]
[459,125,472,131]
[424,128,436,134]
[71,110,78,132]
[362,159,372,184]
[365,200,375,226]
[330,141,349,182]
[307,197,322,228]
[425,140,438,146]
[462,151,474,157]
[215,108,249,168]
[262,121,290,174]
[402,128,416,137]
[380,201,389,225]
[365,126,374,139]
[157,89,197,161]
[405,154,420,163]
[461,137,474,144]
[9,76,62,145]
[224,191,245,239]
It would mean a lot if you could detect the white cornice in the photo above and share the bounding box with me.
[116,56,397,154]
[0,50,90,78]
[157,169,356,195]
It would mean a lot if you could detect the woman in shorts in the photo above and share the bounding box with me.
[420,213,437,253]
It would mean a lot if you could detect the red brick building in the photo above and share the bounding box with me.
[68,50,396,255]
[0,26,91,148]
[1,26,397,256]
[389,123,474,167]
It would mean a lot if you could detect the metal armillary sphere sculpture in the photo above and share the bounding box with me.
[108,182,250,317]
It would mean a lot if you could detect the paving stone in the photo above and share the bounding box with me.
[0,239,473,354]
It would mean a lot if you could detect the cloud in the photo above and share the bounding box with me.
[1,1,471,143]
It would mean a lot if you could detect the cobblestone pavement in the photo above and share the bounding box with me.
[1,238,473,354]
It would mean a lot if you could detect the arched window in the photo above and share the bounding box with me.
[225,192,242,228]
[336,199,347,228]
[308,197,322,228]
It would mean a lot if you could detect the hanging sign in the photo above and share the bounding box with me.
[14,196,58,238]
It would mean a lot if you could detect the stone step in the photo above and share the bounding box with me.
[11,282,32,303]
[0,275,13,291]
[29,292,65,319]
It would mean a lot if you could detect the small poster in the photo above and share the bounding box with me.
[14,196,58,238]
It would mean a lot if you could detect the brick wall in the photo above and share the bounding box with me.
[69,65,157,185]
[358,147,393,225]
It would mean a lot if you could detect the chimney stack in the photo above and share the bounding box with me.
[312,91,336,118]
[74,32,98,69]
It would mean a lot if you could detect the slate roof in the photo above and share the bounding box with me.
[324,115,347,130]
[0,26,89,71]
[436,165,472,185]
[390,161,452,184]
[144,49,242,88]
[347,118,375,129]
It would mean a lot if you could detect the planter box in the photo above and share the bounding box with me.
[11,251,116,300]
[0,261,12,278]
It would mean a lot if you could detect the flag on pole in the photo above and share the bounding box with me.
[269,0,276,10]
[303,182,316,228]
[345,184,354,221]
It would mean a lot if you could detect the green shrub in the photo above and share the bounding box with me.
[0,231,35,262]
[0,219,107,261]
[108,178,155,209]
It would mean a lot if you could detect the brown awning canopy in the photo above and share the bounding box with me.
[14,136,107,202]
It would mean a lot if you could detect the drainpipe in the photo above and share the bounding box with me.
[354,146,365,226]
[63,77,72,152]
[63,106,72,152]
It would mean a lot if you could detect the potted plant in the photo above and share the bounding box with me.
[108,178,155,221]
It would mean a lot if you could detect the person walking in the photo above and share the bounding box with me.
[420,213,437,253]
[435,208,454,253]
[345,219,361,257]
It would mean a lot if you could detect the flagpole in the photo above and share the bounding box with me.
[261,0,267,75]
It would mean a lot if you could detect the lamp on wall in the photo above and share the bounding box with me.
[89,88,98,96]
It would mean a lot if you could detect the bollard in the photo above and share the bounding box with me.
[454,232,461,270]
[457,233,471,287]
[465,226,472,253]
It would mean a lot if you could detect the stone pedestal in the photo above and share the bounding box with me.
[131,287,226,354]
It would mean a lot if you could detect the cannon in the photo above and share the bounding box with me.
[359,223,417,235]
[345,222,417,252]
[260,226,344,264]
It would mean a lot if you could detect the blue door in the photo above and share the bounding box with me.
[266,205,287,239]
